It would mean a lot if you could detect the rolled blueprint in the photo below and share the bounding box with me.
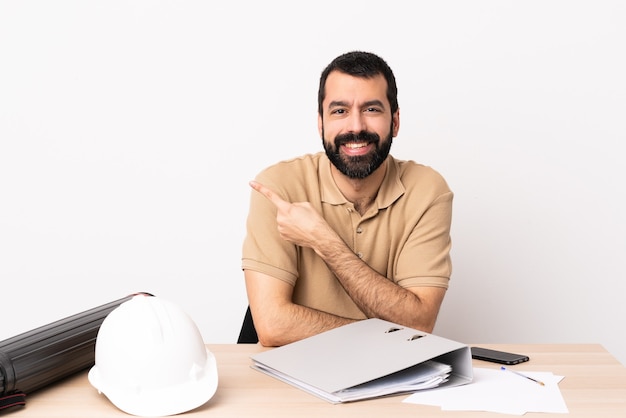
[0,292,153,411]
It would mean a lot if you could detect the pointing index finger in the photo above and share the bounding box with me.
[249,180,288,209]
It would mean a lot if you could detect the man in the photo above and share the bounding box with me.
[242,51,453,347]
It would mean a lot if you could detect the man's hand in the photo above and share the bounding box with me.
[249,180,336,252]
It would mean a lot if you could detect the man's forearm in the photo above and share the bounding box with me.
[315,235,434,330]
[257,302,355,347]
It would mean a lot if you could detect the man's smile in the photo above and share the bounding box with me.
[341,142,374,156]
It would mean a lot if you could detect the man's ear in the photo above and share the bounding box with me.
[317,114,323,138]
[392,109,400,137]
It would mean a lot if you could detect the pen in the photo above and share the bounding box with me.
[500,366,545,386]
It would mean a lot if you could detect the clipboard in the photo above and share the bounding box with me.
[250,318,473,403]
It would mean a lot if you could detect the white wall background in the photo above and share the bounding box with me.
[2,1,625,365]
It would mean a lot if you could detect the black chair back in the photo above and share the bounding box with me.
[237,305,258,344]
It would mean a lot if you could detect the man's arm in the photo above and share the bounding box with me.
[313,233,446,331]
[244,269,356,347]
[247,180,446,338]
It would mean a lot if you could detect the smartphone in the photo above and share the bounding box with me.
[471,347,529,365]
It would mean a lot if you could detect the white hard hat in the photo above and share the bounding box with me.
[88,294,218,417]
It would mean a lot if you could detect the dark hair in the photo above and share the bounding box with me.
[317,51,398,116]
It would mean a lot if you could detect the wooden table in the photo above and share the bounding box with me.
[10,344,626,417]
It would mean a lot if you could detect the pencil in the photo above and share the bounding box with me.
[500,366,545,386]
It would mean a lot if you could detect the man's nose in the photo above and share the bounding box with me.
[346,111,366,133]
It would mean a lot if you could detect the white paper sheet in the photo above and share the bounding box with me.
[403,367,568,415]
[334,360,451,402]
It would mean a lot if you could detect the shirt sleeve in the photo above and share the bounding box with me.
[241,171,299,286]
[395,190,453,289]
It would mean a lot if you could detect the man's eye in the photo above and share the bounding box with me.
[331,109,346,115]
[365,107,381,113]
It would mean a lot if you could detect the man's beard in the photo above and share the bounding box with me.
[323,127,393,179]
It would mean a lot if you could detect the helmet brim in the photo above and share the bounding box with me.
[89,348,218,417]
